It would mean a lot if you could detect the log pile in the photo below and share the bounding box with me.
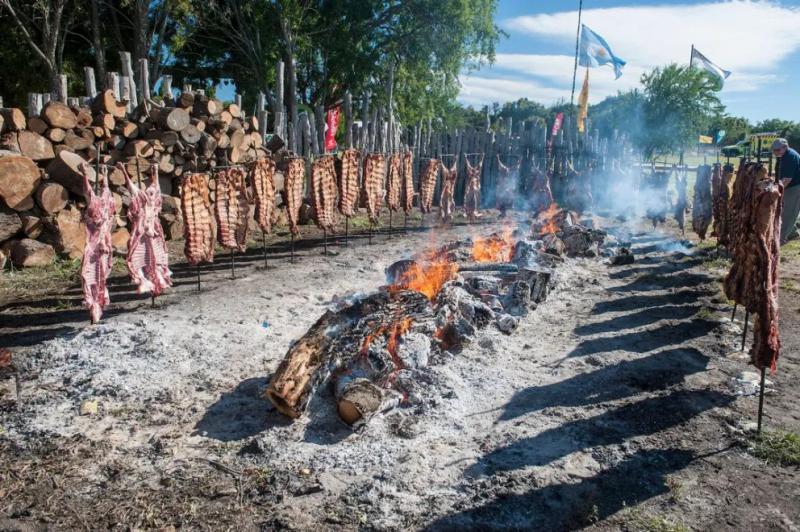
[0,89,266,268]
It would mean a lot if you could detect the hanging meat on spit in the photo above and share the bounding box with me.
[214,167,249,252]
[750,177,783,371]
[419,158,439,214]
[284,158,305,235]
[251,158,277,234]
[710,163,723,238]
[496,155,518,216]
[641,167,670,228]
[714,163,735,247]
[674,166,688,235]
[363,153,386,223]
[121,164,172,296]
[387,154,402,213]
[530,167,554,216]
[464,155,484,220]
[338,148,360,218]
[181,173,215,266]
[402,151,415,215]
[692,164,713,239]
[79,164,116,324]
[310,155,338,231]
[439,160,457,223]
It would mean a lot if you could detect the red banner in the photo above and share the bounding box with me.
[550,113,564,146]
[325,107,340,151]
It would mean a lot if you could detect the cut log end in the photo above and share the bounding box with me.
[265,389,301,419]
[337,380,383,425]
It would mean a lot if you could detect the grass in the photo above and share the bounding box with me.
[694,307,716,320]
[748,430,800,466]
[782,239,800,262]
[621,509,690,532]
[781,278,800,293]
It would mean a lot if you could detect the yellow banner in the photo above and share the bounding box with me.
[577,68,589,133]
[698,135,713,144]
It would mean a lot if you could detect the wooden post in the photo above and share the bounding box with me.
[235,93,242,109]
[314,105,325,153]
[106,72,120,100]
[138,58,150,102]
[275,60,285,139]
[258,109,268,142]
[120,75,132,105]
[360,95,370,152]
[41,93,51,105]
[84,67,97,98]
[300,112,312,157]
[257,91,266,117]
[27,93,43,117]
[344,92,353,148]
[161,75,173,103]
[119,52,137,111]
[308,111,320,155]
[57,74,68,102]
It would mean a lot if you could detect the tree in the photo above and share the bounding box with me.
[637,64,723,160]
[0,0,79,93]
[708,114,751,145]
[588,90,645,141]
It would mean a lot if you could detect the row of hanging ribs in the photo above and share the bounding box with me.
[722,162,783,372]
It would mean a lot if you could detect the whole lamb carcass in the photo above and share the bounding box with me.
[79,163,116,323]
[439,161,457,223]
[121,164,172,296]
[464,155,484,220]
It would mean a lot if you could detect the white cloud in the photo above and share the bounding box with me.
[459,1,800,108]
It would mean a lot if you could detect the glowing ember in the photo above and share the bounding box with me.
[472,226,514,263]
[390,253,458,300]
[537,203,560,235]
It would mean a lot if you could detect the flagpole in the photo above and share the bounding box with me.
[569,0,584,108]
[689,44,694,68]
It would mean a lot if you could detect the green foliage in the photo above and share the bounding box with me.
[637,64,723,159]
[749,430,800,466]
[589,90,645,140]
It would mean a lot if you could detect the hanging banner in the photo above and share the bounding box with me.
[550,112,564,145]
[577,68,590,133]
[698,135,713,144]
[325,107,340,151]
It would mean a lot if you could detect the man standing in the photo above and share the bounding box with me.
[772,138,800,244]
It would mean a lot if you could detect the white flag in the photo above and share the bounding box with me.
[691,48,731,88]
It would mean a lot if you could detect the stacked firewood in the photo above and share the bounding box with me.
[0,89,267,268]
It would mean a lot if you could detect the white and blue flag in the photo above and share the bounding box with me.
[691,47,731,88]
[579,24,626,79]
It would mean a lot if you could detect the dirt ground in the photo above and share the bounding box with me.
[0,210,799,531]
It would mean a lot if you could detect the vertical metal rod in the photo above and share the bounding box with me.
[345,217,349,245]
[196,264,201,292]
[420,212,425,229]
[369,223,373,245]
[262,233,268,267]
[731,303,738,322]
[230,249,235,279]
[291,234,295,262]
[404,214,408,233]
[389,211,393,233]
[757,366,766,434]
[741,311,749,351]
[323,228,328,254]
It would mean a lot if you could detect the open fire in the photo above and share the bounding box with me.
[472,226,514,263]
[537,203,560,235]
[389,252,459,300]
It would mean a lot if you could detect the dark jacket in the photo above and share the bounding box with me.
[779,147,800,188]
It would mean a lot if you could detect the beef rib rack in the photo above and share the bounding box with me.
[363,153,386,223]
[251,158,277,234]
[285,158,306,235]
[387,154,402,212]
[419,158,439,214]
[79,163,116,323]
[122,164,172,296]
[180,172,215,266]
[402,151,415,215]
[338,148,360,217]
[311,155,338,231]
[214,167,250,252]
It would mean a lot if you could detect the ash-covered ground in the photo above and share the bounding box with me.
[1,214,799,531]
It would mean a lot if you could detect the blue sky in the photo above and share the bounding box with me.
[458,0,800,122]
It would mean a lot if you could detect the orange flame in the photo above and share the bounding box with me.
[537,203,560,235]
[390,253,458,300]
[472,226,514,263]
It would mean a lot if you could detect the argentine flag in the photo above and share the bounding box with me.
[691,47,731,88]
[579,25,626,79]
